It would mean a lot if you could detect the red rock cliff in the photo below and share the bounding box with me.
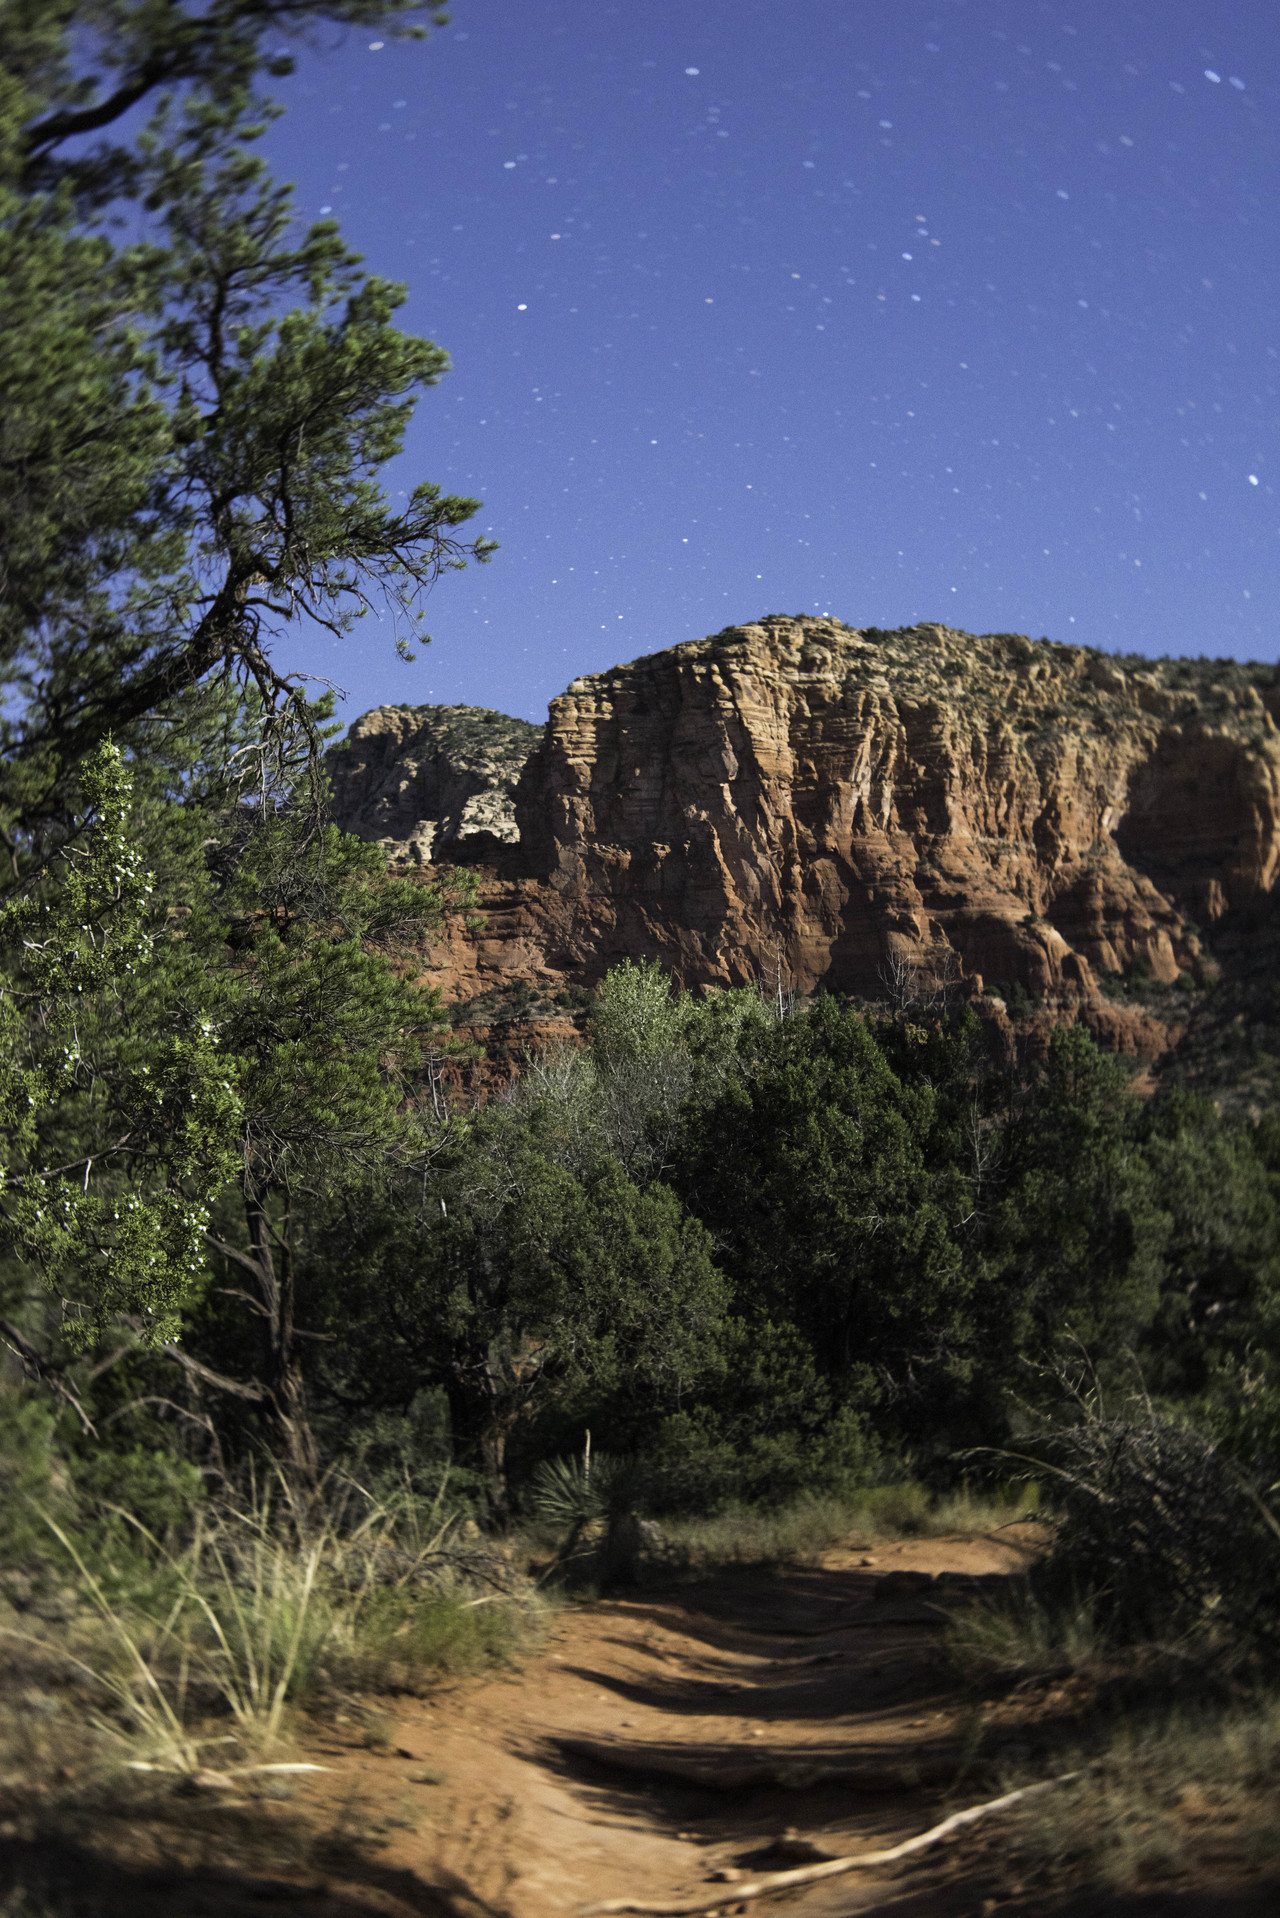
[506,617,1280,999]
[330,618,1280,1060]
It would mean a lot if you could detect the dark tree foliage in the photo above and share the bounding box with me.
[310,1141,729,1518]
[671,995,979,1438]
[0,2,491,836]
[669,1002,1280,1467]
[969,1025,1167,1389]
[15,2,443,203]
[1136,1088,1280,1398]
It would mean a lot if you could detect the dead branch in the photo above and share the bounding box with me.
[579,1771,1083,1916]
[101,1395,221,1440]
[156,1340,267,1403]
[0,1317,97,1436]
[84,1342,134,1382]
[205,1234,269,1285]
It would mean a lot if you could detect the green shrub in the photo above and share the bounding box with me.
[0,1395,60,1567]
[1029,1406,1280,1657]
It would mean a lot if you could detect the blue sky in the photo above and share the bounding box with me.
[261,0,1279,724]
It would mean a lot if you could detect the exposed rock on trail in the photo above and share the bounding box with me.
[329,619,1280,1080]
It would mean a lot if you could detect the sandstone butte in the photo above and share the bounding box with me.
[326,616,1280,1078]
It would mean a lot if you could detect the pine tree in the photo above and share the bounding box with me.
[0,2,491,838]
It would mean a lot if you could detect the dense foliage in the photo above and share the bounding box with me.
[7,822,1280,1539]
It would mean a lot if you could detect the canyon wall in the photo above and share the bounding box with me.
[329,617,1280,1063]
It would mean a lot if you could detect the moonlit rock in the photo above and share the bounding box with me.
[326,705,542,867]
[345,621,1280,1018]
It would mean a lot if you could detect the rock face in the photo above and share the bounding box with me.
[329,618,1280,1068]
[514,618,1280,994]
[326,704,542,866]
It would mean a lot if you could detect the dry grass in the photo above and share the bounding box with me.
[654,1480,1039,1570]
[948,1583,1102,1687]
[990,1691,1280,1895]
[0,1472,546,1913]
[945,1569,1280,1898]
[0,1469,545,1785]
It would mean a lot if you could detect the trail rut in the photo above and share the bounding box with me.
[298,1530,1041,1918]
[11,1526,1278,1916]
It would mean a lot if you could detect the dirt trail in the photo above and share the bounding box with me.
[298,1530,1041,1918]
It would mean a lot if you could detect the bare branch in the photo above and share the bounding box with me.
[84,1342,134,1383]
[156,1342,267,1404]
[0,1318,97,1437]
[205,1233,268,1284]
[581,1772,1085,1917]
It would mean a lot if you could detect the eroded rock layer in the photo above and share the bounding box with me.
[330,618,1280,1065]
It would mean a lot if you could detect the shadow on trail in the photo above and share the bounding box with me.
[553,1640,934,1724]
[0,1828,482,1918]
[527,1564,980,1863]
[547,1564,952,1732]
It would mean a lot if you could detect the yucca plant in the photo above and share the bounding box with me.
[529,1435,638,1528]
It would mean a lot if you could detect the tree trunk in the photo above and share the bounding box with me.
[444,1373,510,1524]
[245,1187,319,1489]
[480,1421,509,1525]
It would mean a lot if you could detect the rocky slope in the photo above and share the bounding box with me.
[328,618,1280,1079]
[326,703,543,866]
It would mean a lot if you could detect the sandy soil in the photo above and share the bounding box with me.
[295,1530,1040,1918]
[6,1527,1277,1918]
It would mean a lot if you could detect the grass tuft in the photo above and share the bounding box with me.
[1,1467,543,1780]
[998,1692,1280,1893]
[948,1583,1103,1687]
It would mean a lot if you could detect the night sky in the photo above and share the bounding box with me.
[260,0,1279,725]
